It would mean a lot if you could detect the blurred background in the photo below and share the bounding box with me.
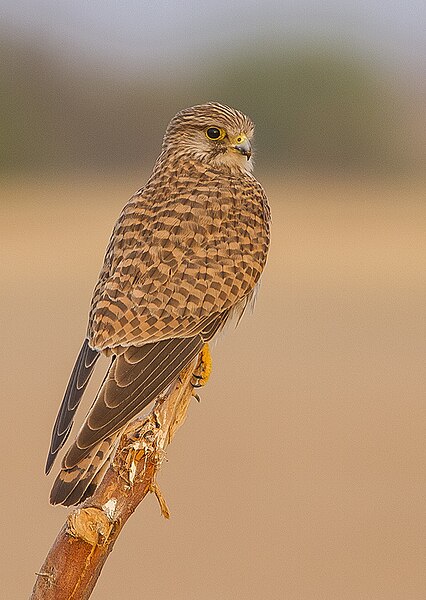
[1,2,425,599]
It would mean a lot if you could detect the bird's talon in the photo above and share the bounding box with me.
[190,343,212,388]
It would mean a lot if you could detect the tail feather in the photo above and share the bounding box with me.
[47,314,227,506]
[49,335,203,505]
[63,335,203,470]
[50,432,121,506]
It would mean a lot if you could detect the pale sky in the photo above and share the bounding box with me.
[2,0,424,75]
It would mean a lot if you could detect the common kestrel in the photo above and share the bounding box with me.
[46,102,270,505]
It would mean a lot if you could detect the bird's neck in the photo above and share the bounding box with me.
[151,147,253,181]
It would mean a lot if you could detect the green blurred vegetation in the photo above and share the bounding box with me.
[0,36,420,174]
[206,47,409,171]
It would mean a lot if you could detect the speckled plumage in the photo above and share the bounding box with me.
[46,102,270,505]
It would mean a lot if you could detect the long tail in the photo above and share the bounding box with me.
[50,432,121,506]
[49,335,203,505]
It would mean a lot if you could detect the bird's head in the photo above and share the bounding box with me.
[162,102,255,173]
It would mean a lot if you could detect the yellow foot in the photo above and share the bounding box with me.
[191,343,212,388]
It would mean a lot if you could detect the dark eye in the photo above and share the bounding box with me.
[206,127,225,140]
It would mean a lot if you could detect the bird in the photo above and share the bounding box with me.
[45,102,271,506]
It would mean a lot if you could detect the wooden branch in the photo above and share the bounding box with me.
[31,361,197,600]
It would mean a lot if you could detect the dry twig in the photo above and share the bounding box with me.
[30,361,197,600]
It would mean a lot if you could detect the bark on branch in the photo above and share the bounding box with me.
[31,361,198,600]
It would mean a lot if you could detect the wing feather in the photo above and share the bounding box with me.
[62,335,203,469]
[45,340,99,474]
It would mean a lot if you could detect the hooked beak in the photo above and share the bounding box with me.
[232,136,252,160]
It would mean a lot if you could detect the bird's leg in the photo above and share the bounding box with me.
[191,343,212,388]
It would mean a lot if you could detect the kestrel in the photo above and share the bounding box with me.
[46,102,271,506]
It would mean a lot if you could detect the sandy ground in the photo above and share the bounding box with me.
[1,172,425,599]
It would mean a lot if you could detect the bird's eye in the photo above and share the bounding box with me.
[206,127,226,141]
